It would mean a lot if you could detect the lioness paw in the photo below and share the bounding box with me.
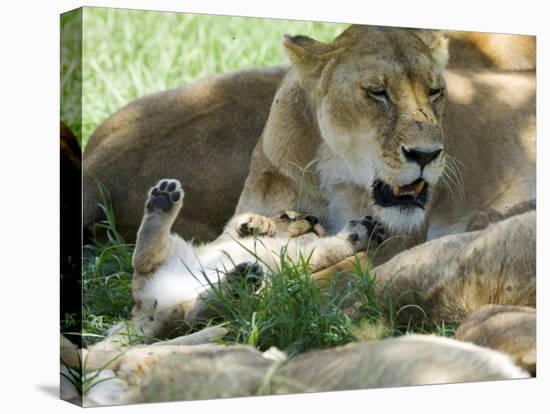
[236,213,277,238]
[340,216,385,249]
[146,179,184,213]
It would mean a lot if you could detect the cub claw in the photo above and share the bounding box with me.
[341,215,386,249]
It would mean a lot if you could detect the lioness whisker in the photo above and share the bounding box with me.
[444,157,465,200]
[439,173,456,199]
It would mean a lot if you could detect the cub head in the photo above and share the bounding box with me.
[284,25,449,232]
[270,210,326,238]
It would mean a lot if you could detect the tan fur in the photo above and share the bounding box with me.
[273,335,528,394]
[131,345,274,403]
[80,25,536,366]
[447,31,535,70]
[95,334,527,404]
[72,26,537,406]
[454,304,536,375]
[79,22,535,369]
[239,26,449,235]
[314,211,535,331]
[83,66,286,241]
[465,199,536,231]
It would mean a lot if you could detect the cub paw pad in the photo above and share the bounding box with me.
[360,215,386,245]
[344,216,385,247]
[147,179,183,212]
[227,262,264,293]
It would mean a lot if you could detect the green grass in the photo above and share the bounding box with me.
[80,185,134,347]
[62,7,347,146]
[203,250,458,357]
[204,253,357,356]
[73,185,455,352]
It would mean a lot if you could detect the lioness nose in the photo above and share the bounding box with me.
[402,147,442,168]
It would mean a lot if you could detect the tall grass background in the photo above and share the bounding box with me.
[62,7,347,146]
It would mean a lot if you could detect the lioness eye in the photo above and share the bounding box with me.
[429,87,443,101]
[366,88,389,102]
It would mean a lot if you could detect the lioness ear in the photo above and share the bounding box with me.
[414,30,449,70]
[283,34,333,79]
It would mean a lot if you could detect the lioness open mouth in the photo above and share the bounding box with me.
[372,178,428,209]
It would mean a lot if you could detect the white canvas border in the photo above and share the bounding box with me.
[0,0,546,412]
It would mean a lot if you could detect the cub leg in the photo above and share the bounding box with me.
[306,216,385,273]
[132,179,184,274]
[79,180,187,356]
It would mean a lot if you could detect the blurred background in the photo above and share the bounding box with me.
[61,7,347,146]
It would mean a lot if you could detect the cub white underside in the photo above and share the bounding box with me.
[141,233,338,311]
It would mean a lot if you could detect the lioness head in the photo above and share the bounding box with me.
[284,25,449,232]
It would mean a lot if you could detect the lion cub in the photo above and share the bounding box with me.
[96,178,384,351]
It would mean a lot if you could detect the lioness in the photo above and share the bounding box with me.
[83,66,287,241]
[82,29,535,244]
[235,25,535,265]
[93,177,384,352]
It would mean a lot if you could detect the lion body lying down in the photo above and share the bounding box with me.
[62,333,529,406]
[83,66,287,241]
[315,210,535,324]
[446,31,535,70]
[455,304,536,375]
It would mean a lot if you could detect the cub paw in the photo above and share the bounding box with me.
[236,213,277,238]
[226,262,264,294]
[146,179,184,213]
[340,215,385,249]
